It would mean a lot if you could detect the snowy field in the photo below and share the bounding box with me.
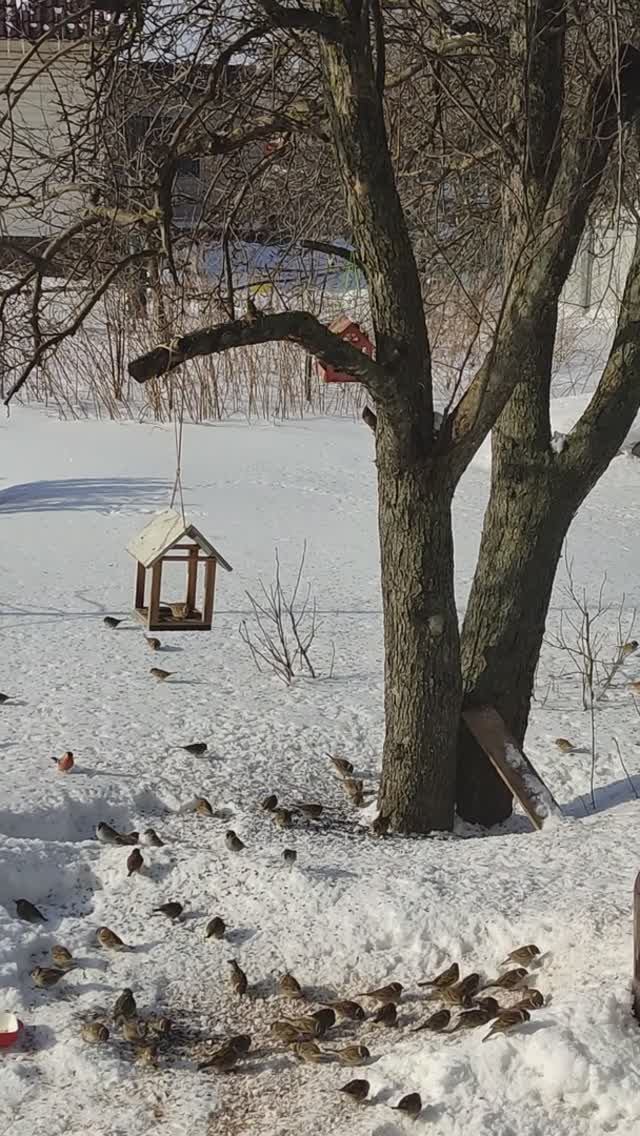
[2,401,640,1135]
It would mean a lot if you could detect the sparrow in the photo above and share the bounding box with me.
[620,640,639,658]
[412,1008,452,1033]
[482,1007,530,1042]
[31,966,66,988]
[286,1014,324,1037]
[311,1007,336,1032]
[205,916,226,940]
[227,1034,251,1054]
[81,1021,109,1044]
[473,996,500,1017]
[278,973,303,999]
[246,295,259,321]
[127,848,144,877]
[514,989,545,1010]
[0,692,13,704]
[148,1016,172,1036]
[225,830,245,852]
[150,667,173,681]
[555,737,576,753]
[335,1044,370,1065]
[328,754,354,778]
[176,742,208,755]
[370,812,391,837]
[418,961,459,989]
[195,797,214,816]
[502,944,541,966]
[273,808,292,828]
[104,616,123,628]
[321,1000,365,1022]
[122,1018,147,1042]
[294,802,323,819]
[228,958,248,996]
[357,981,403,1004]
[198,1045,238,1072]
[15,898,47,923]
[261,794,278,811]
[142,828,164,847]
[271,1020,311,1043]
[373,1002,397,1026]
[343,777,365,805]
[340,1079,369,1103]
[51,945,75,970]
[451,1006,495,1031]
[97,925,129,950]
[113,988,137,1021]
[96,822,138,846]
[439,987,474,1008]
[136,1043,159,1067]
[482,967,528,991]
[145,636,162,650]
[283,848,297,865]
[393,1092,422,1120]
[53,751,74,773]
[152,901,183,920]
[293,1040,322,1063]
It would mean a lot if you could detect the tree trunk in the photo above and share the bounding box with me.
[377,424,461,832]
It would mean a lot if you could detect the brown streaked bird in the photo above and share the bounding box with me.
[51,945,75,971]
[152,901,183,920]
[335,1044,370,1065]
[145,636,162,651]
[473,996,500,1017]
[228,958,248,996]
[15,898,47,923]
[150,667,173,682]
[452,1006,495,1031]
[127,848,144,877]
[311,1007,336,1032]
[393,1093,422,1121]
[169,602,193,619]
[113,988,136,1021]
[412,1008,451,1033]
[147,1015,172,1036]
[294,802,323,820]
[205,916,226,940]
[343,777,365,805]
[96,821,138,846]
[293,1040,322,1063]
[321,999,366,1022]
[283,848,297,865]
[418,961,459,989]
[482,967,528,992]
[328,754,354,778]
[271,1020,311,1044]
[143,827,164,847]
[81,1021,109,1044]
[261,793,278,811]
[225,830,245,852]
[31,966,66,989]
[104,616,123,629]
[514,989,545,1011]
[373,1002,398,1027]
[273,808,293,829]
[555,737,575,753]
[228,1033,251,1054]
[482,1007,530,1042]
[370,812,391,837]
[502,944,541,967]
[340,1079,370,1103]
[136,1043,159,1068]
[357,981,403,1004]
[440,987,474,1008]
[195,797,214,817]
[198,1045,238,1073]
[286,1014,324,1037]
[278,973,303,999]
[122,1018,147,1042]
[97,925,129,951]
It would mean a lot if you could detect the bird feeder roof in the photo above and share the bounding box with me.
[127,509,232,571]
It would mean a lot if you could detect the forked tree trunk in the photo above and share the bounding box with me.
[377,427,461,832]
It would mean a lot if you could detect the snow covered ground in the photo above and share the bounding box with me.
[2,403,640,1136]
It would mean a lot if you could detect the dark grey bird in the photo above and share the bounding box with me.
[0,693,13,704]
[143,827,164,847]
[412,1008,451,1033]
[373,1002,397,1026]
[103,616,124,629]
[226,830,245,852]
[340,1079,370,1103]
[393,1093,422,1120]
[175,742,208,755]
[15,898,47,923]
[283,848,297,865]
[228,958,248,996]
[113,988,136,1021]
[205,916,226,940]
[261,794,278,811]
[152,901,183,920]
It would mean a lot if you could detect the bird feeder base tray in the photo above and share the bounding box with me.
[134,607,211,632]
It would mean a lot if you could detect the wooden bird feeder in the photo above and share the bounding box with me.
[127,509,232,631]
[319,314,374,383]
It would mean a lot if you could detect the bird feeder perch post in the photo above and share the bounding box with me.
[149,561,163,626]
[186,545,199,613]
[203,558,216,626]
[633,871,640,1021]
[134,561,146,609]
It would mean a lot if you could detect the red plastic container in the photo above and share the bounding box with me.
[0,1012,23,1048]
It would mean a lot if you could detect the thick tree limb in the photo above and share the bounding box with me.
[255,0,345,43]
[128,310,386,392]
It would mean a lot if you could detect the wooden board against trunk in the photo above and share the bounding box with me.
[634,871,640,1022]
[462,705,563,831]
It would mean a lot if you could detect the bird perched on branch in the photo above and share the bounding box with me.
[246,295,259,322]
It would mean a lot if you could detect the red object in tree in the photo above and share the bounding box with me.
[320,315,374,383]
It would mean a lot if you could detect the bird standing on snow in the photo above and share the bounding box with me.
[328,754,354,778]
[0,692,13,704]
[142,827,164,847]
[51,945,75,970]
[373,1002,397,1026]
[502,944,541,966]
[15,898,47,923]
[340,1079,370,1103]
[97,926,130,951]
[514,989,545,1011]
[145,636,162,650]
[205,916,226,940]
[113,988,137,1022]
[335,1044,370,1065]
[31,966,66,989]
[393,1093,422,1120]
[198,1045,238,1072]
[103,616,124,629]
[175,742,208,755]
[152,901,183,920]
[311,1007,336,1033]
[261,793,278,811]
[370,812,391,836]
[294,802,323,819]
[412,1008,451,1033]
[278,973,303,999]
[283,848,297,865]
[481,967,528,991]
[482,1007,530,1042]
[321,999,365,1022]
[195,797,214,817]
[228,958,248,996]
[418,961,459,988]
[293,1040,322,1063]
[52,750,74,773]
[225,830,245,852]
[357,981,403,1004]
[150,667,173,682]
[126,848,144,877]
[273,808,293,829]
[555,737,576,753]
[81,1021,109,1044]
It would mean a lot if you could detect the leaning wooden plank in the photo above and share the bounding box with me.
[633,872,640,1022]
[462,705,564,831]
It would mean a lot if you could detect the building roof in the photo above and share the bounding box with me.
[0,1,117,42]
[127,509,232,571]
